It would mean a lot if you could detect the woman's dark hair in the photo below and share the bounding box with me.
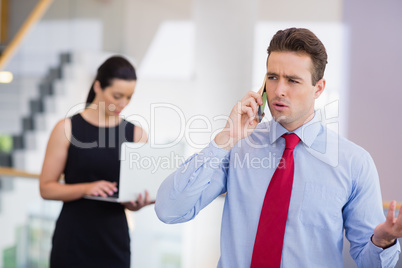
[267,28,328,85]
[86,55,137,105]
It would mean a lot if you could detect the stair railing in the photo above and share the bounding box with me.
[0,0,53,71]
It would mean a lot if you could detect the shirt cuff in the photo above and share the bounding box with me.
[368,237,401,266]
[208,140,231,157]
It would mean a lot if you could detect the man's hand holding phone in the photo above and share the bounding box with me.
[214,77,267,151]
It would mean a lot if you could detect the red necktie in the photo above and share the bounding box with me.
[251,133,300,268]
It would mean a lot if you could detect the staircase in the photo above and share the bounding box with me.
[0,15,106,266]
[0,49,111,267]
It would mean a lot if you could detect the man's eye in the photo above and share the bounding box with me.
[267,76,276,80]
[289,79,298,84]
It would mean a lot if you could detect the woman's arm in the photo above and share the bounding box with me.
[134,125,148,143]
[39,119,117,202]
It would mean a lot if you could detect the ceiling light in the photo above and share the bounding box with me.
[0,71,13,83]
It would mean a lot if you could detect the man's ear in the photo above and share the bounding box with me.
[314,78,326,99]
[94,80,102,94]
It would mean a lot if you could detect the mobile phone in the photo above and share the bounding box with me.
[258,83,267,122]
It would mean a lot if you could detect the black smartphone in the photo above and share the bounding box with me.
[258,83,267,122]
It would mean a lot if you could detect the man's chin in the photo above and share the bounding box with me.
[272,115,289,123]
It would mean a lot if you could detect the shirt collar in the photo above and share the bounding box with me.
[269,111,322,147]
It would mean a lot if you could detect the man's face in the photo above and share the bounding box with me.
[265,51,325,131]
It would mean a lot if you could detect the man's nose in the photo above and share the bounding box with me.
[274,79,287,97]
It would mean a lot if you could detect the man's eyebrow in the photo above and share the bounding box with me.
[266,72,304,81]
[284,74,304,81]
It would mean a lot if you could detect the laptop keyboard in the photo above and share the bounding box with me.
[109,191,119,198]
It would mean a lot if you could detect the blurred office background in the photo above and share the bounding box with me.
[0,0,401,267]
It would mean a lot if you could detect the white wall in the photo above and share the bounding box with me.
[344,0,402,201]
[43,0,127,53]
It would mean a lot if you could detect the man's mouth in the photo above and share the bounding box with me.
[272,101,289,111]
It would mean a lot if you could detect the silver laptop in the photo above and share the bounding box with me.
[84,142,188,202]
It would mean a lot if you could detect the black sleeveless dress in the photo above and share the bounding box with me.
[50,113,134,268]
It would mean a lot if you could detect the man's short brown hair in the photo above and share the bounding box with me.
[267,28,328,85]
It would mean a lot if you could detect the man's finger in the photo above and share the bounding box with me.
[257,76,267,95]
[242,97,259,116]
[386,200,397,223]
[243,91,262,106]
[397,203,402,220]
[241,106,255,119]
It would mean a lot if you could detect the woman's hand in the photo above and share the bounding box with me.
[123,190,155,211]
[85,180,118,197]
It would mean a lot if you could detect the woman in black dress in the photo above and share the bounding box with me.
[39,56,153,268]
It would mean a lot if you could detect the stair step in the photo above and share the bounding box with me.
[0,114,22,135]
[13,149,45,174]
[23,130,52,151]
